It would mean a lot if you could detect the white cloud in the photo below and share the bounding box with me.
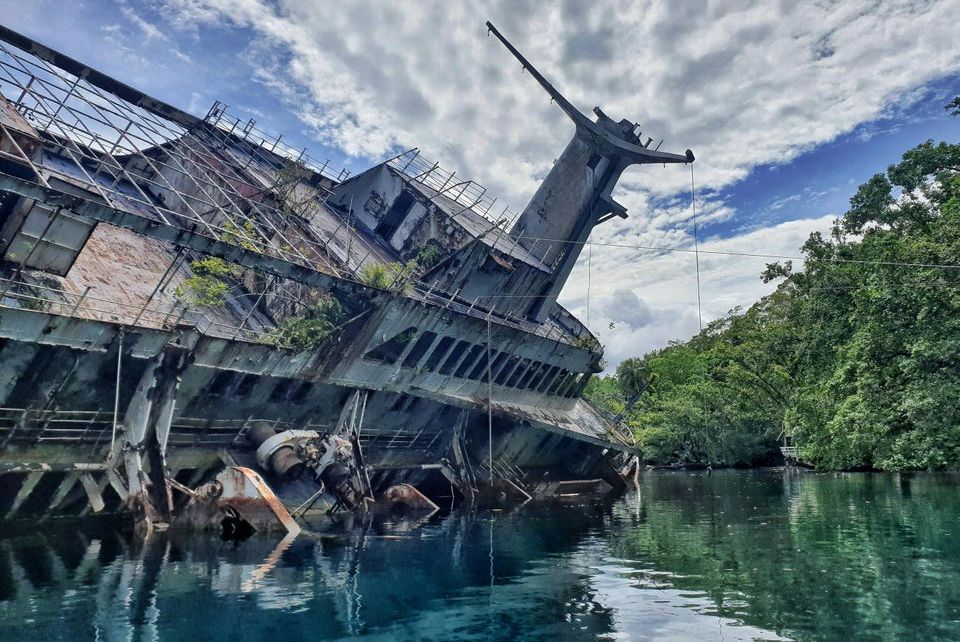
[156,0,960,200]
[121,5,169,42]
[769,194,801,211]
[147,0,956,362]
[559,214,836,369]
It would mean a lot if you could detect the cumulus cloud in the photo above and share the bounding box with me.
[155,0,960,200]
[120,5,169,42]
[601,289,655,329]
[560,214,837,368]
[140,0,955,364]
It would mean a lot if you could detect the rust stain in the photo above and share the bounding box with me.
[231,466,301,535]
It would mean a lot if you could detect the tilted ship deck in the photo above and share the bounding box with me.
[0,22,692,531]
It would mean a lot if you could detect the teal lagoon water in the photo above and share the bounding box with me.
[1,469,959,641]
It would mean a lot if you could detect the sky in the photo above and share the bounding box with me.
[3,0,959,368]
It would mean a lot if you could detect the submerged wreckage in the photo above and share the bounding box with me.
[0,22,692,533]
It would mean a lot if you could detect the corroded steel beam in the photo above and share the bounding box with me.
[116,344,190,523]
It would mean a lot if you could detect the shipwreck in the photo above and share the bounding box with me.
[0,22,693,534]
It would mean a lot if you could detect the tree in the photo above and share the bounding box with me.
[586,137,960,471]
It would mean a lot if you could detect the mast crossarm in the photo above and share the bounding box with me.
[606,135,694,164]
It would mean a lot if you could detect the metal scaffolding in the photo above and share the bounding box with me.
[0,27,592,350]
[387,148,517,230]
[0,35,350,278]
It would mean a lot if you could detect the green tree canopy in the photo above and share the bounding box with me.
[587,126,960,471]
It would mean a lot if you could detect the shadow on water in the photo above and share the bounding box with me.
[1,470,958,641]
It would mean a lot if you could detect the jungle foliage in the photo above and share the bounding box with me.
[586,126,960,470]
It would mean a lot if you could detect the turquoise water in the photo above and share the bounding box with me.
[1,469,959,641]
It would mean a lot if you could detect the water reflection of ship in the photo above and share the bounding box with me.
[0,503,619,639]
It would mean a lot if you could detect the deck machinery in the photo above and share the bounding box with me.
[0,22,692,531]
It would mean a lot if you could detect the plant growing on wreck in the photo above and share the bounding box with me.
[268,295,342,351]
[174,225,263,308]
[359,260,417,293]
[274,161,320,220]
[173,223,266,310]
[572,333,602,353]
[416,244,442,268]
[174,257,233,307]
[221,220,262,253]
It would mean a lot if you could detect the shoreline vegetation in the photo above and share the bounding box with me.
[586,98,960,472]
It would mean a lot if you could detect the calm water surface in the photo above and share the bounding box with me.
[2,469,958,641]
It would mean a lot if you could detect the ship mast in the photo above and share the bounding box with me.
[485,21,694,321]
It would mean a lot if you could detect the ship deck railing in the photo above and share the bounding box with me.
[477,457,527,481]
[204,100,350,185]
[0,37,354,279]
[0,406,335,448]
[387,149,503,227]
[408,281,578,346]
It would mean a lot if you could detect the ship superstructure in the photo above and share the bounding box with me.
[0,22,692,528]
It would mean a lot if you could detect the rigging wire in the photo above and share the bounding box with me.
[691,164,709,443]
[111,328,124,453]
[455,234,960,271]
[586,243,592,327]
[442,277,960,300]
[691,167,703,334]
[487,315,493,487]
